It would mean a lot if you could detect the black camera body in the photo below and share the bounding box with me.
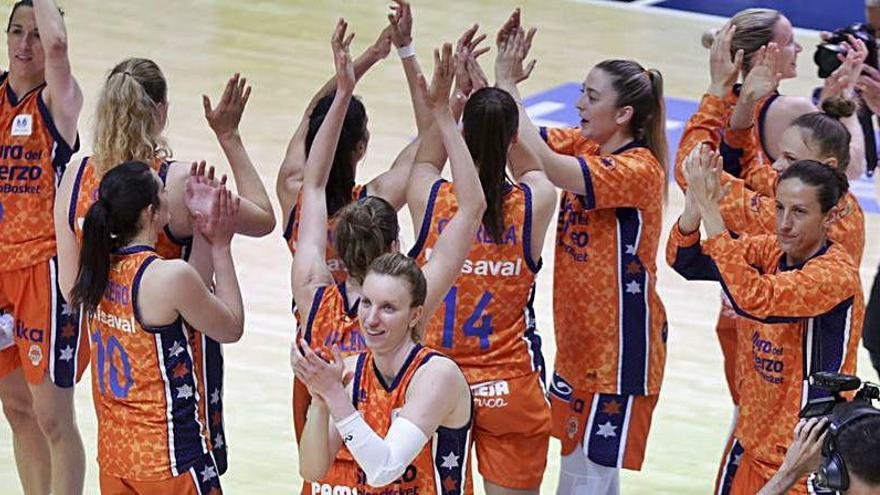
[799,372,880,491]
[814,22,879,78]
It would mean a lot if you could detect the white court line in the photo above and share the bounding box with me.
[564,0,824,37]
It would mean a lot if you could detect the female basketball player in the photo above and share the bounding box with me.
[53,59,275,475]
[71,161,243,494]
[668,147,862,495]
[406,57,556,495]
[494,15,668,495]
[0,1,84,493]
[293,23,484,494]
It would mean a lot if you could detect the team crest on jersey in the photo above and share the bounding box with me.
[566,416,579,439]
[11,114,32,136]
[28,344,42,366]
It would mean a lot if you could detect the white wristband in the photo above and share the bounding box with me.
[397,44,416,59]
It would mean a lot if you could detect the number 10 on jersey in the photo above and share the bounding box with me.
[441,287,495,350]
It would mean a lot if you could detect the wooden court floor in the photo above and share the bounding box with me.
[1,0,878,493]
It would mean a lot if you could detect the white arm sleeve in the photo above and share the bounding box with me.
[334,411,429,487]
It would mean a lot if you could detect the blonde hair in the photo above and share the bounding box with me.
[729,8,782,74]
[92,58,171,174]
[366,253,427,342]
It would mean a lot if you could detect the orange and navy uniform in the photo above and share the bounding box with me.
[540,127,667,470]
[674,88,782,406]
[295,282,366,494]
[89,245,221,494]
[0,72,82,387]
[718,126,865,266]
[70,156,230,475]
[351,345,473,495]
[667,227,863,495]
[283,184,367,286]
[409,179,550,488]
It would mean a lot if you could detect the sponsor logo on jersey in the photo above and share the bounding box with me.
[28,343,42,365]
[0,161,44,194]
[751,331,784,385]
[438,218,518,246]
[471,379,510,408]
[11,114,32,136]
[94,307,137,334]
[425,248,523,277]
[14,320,44,343]
[310,483,358,495]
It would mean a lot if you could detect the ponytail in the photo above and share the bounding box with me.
[645,69,669,201]
[93,58,171,175]
[71,162,161,315]
[462,87,518,243]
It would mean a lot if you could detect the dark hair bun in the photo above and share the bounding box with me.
[820,96,856,120]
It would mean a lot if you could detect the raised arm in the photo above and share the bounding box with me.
[276,26,392,220]
[387,0,433,134]
[291,20,357,309]
[203,73,275,237]
[509,137,557,262]
[33,0,81,146]
[53,156,83,301]
[416,43,486,322]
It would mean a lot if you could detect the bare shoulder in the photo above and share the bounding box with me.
[771,95,816,119]
[411,354,469,396]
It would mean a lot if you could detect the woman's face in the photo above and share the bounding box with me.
[772,15,802,79]
[774,177,831,263]
[772,127,837,174]
[6,7,44,84]
[575,68,627,145]
[358,272,421,355]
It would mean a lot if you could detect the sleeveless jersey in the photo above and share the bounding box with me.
[69,157,231,471]
[89,246,208,480]
[352,345,472,495]
[294,282,367,490]
[70,156,192,260]
[409,180,543,383]
[283,184,367,285]
[668,229,863,467]
[0,73,78,271]
[541,127,668,396]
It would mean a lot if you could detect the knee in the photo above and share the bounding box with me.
[0,392,37,431]
[32,399,75,444]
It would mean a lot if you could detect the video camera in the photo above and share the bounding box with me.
[814,22,880,177]
[799,371,879,419]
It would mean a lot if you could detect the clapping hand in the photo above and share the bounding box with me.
[708,22,744,97]
[741,43,783,103]
[194,183,239,247]
[416,42,455,112]
[203,73,252,141]
[332,19,356,95]
[185,161,226,221]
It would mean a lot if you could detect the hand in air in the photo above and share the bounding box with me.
[708,22,744,96]
[332,18,356,95]
[387,0,413,48]
[185,161,227,221]
[494,17,537,85]
[453,24,489,98]
[369,25,394,62]
[291,340,353,399]
[741,43,783,102]
[682,143,729,210]
[416,42,455,111]
[822,35,869,101]
[194,183,239,246]
[495,8,521,49]
[858,64,880,114]
[203,73,252,140]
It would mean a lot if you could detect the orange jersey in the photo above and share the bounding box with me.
[541,127,668,396]
[89,246,209,480]
[409,180,543,383]
[70,157,191,260]
[674,88,775,191]
[283,184,366,285]
[667,228,863,467]
[0,73,78,271]
[352,345,473,495]
[718,126,865,266]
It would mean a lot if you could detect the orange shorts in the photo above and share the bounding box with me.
[0,256,87,386]
[469,372,551,489]
[727,448,817,495]
[300,459,358,495]
[548,372,658,470]
[716,296,739,405]
[99,455,222,495]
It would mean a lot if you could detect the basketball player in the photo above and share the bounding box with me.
[54,60,275,475]
[406,36,556,493]
[494,14,669,494]
[0,1,83,493]
[668,146,863,495]
[71,161,243,494]
[293,23,484,494]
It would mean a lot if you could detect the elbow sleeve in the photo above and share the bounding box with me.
[334,412,428,487]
